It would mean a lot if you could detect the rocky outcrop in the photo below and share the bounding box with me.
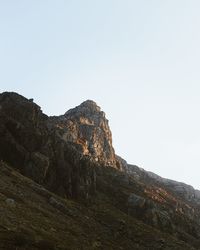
[49,100,118,168]
[0,92,96,199]
[0,92,121,200]
[126,163,200,205]
[0,92,48,177]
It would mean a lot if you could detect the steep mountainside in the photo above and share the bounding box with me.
[0,91,200,249]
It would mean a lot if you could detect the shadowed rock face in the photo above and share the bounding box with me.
[0,92,119,200]
[0,92,48,175]
[0,92,96,199]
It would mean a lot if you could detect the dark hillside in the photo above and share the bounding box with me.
[0,92,200,249]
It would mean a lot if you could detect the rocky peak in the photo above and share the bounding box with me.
[50,100,117,168]
[67,100,101,113]
[64,100,104,122]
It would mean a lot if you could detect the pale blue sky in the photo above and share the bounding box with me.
[1,1,200,189]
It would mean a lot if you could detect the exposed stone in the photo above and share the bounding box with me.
[25,152,49,183]
[128,193,145,207]
[49,100,118,168]
[0,92,96,199]
[49,197,73,215]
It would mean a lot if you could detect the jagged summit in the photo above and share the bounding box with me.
[65,99,102,116]
[79,99,100,109]
[53,99,116,167]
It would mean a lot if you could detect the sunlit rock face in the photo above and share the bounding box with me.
[50,100,118,168]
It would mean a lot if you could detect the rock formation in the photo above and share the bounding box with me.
[0,92,96,198]
[1,91,200,249]
[49,99,117,168]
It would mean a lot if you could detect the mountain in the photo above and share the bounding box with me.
[49,99,117,168]
[0,91,200,250]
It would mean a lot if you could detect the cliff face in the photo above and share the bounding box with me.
[0,92,96,199]
[49,100,117,168]
[1,91,200,249]
[0,92,120,200]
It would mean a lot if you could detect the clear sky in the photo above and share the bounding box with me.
[1,1,200,189]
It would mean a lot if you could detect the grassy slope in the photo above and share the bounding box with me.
[0,162,195,250]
